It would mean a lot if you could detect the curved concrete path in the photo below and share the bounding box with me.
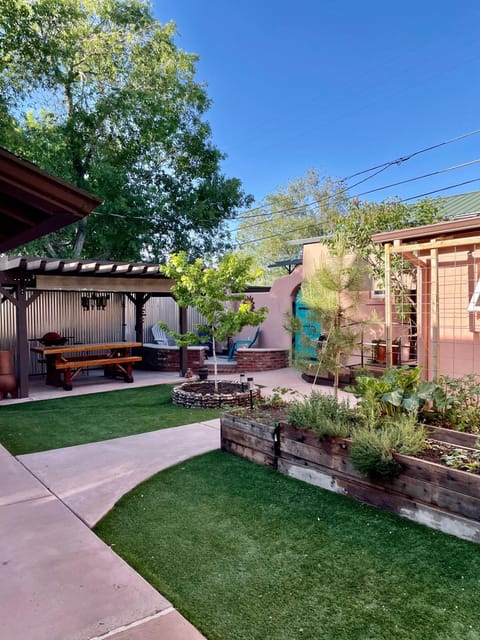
[1,419,220,640]
[19,419,220,527]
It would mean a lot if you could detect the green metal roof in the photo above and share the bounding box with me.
[435,190,480,220]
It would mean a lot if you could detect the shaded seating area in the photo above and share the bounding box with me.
[228,327,261,360]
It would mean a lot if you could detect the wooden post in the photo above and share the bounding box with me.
[179,306,188,377]
[127,293,151,343]
[430,247,439,380]
[384,243,393,367]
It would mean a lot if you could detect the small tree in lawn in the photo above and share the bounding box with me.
[300,241,372,398]
[159,252,268,390]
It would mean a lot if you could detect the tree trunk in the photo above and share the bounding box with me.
[212,335,219,392]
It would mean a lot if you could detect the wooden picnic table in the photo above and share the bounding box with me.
[31,342,142,391]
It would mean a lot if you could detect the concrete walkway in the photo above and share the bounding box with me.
[19,419,220,527]
[0,367,353,639]
[0,419,219,639]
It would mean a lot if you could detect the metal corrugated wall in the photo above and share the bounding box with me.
[0,290,207,374]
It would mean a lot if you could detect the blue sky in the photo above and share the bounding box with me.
[153,1,480,210]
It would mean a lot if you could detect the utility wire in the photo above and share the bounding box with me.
[343,128,480,180]
[238,158,480,232]
[236,127,480,221]
[235,176,480,248]
[93,129,480,225]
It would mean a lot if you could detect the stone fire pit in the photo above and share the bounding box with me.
[172,380,261,408]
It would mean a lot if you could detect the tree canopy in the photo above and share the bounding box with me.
[236,169,348,281]
[0,0,251,260]
[235,167,442,284]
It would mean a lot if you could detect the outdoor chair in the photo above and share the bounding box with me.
[151,325,176,346]
[227,327,261,360]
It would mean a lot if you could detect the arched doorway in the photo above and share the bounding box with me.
[293,289,321,360]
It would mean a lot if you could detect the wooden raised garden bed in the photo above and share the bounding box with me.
[220,413,480,544]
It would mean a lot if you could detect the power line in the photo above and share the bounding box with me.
[343,128,480,180]
[236,127,480,221]
[235,176,480,248]
[93,129,480,226]
[237,158,480,233]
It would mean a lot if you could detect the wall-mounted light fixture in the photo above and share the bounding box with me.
[81,292,110,311]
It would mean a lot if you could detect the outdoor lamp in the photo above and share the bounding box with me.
[240,373,246,392]
[247,376,254,410]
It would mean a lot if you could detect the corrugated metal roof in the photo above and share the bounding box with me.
[0,256,164,277]
[436,190,480,220]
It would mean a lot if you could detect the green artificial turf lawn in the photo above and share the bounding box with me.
[0,384,220,455]
[95,450,480,640]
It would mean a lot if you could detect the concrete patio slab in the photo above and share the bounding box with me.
[0,493,170,640]
[19,420,220,527]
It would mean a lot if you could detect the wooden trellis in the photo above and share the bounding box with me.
[383,234,480,380]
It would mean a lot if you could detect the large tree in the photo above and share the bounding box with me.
[235,169,348,281]
[0,0,251,260]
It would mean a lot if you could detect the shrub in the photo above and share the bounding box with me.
[350,427,402,479]
[383,413,428,456]
[350,413,427,479]
[286,392,353,438]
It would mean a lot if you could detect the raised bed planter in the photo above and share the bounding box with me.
[426,424,480,449]
[220,414,480,543]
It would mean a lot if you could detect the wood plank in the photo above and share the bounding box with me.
[395,452,480,500]
[427,425,480,449]
[31,342,141,355]
[221,439,275,467]
[221,424,275,456]
[55,356,142,369]
[223,414,276,441]
[385,473,480,520]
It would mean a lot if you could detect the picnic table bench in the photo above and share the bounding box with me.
[31,342,142,390]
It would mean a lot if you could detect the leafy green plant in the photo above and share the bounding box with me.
[350,414,427,479]
[440,447,480,473]
[350,427,402,478]
[263,386,301,407]
[350,367,438,422]
[433,374,480,433]
[286,392,354,438]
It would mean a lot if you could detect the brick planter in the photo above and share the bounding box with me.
[221,414,480,544]
[141,345,205,372]
[236,348,289,372]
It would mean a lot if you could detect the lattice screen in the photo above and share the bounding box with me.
[386,238,480,380]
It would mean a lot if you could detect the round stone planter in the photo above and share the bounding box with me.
[172,380,261,408]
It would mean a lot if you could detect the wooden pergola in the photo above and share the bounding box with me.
[0,148,184,397]
[0,257,180,397]
[0,147,103,252]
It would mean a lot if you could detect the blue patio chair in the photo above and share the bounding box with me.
[227,327,261,360]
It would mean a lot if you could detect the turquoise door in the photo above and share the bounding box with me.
[294,290,321,360]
